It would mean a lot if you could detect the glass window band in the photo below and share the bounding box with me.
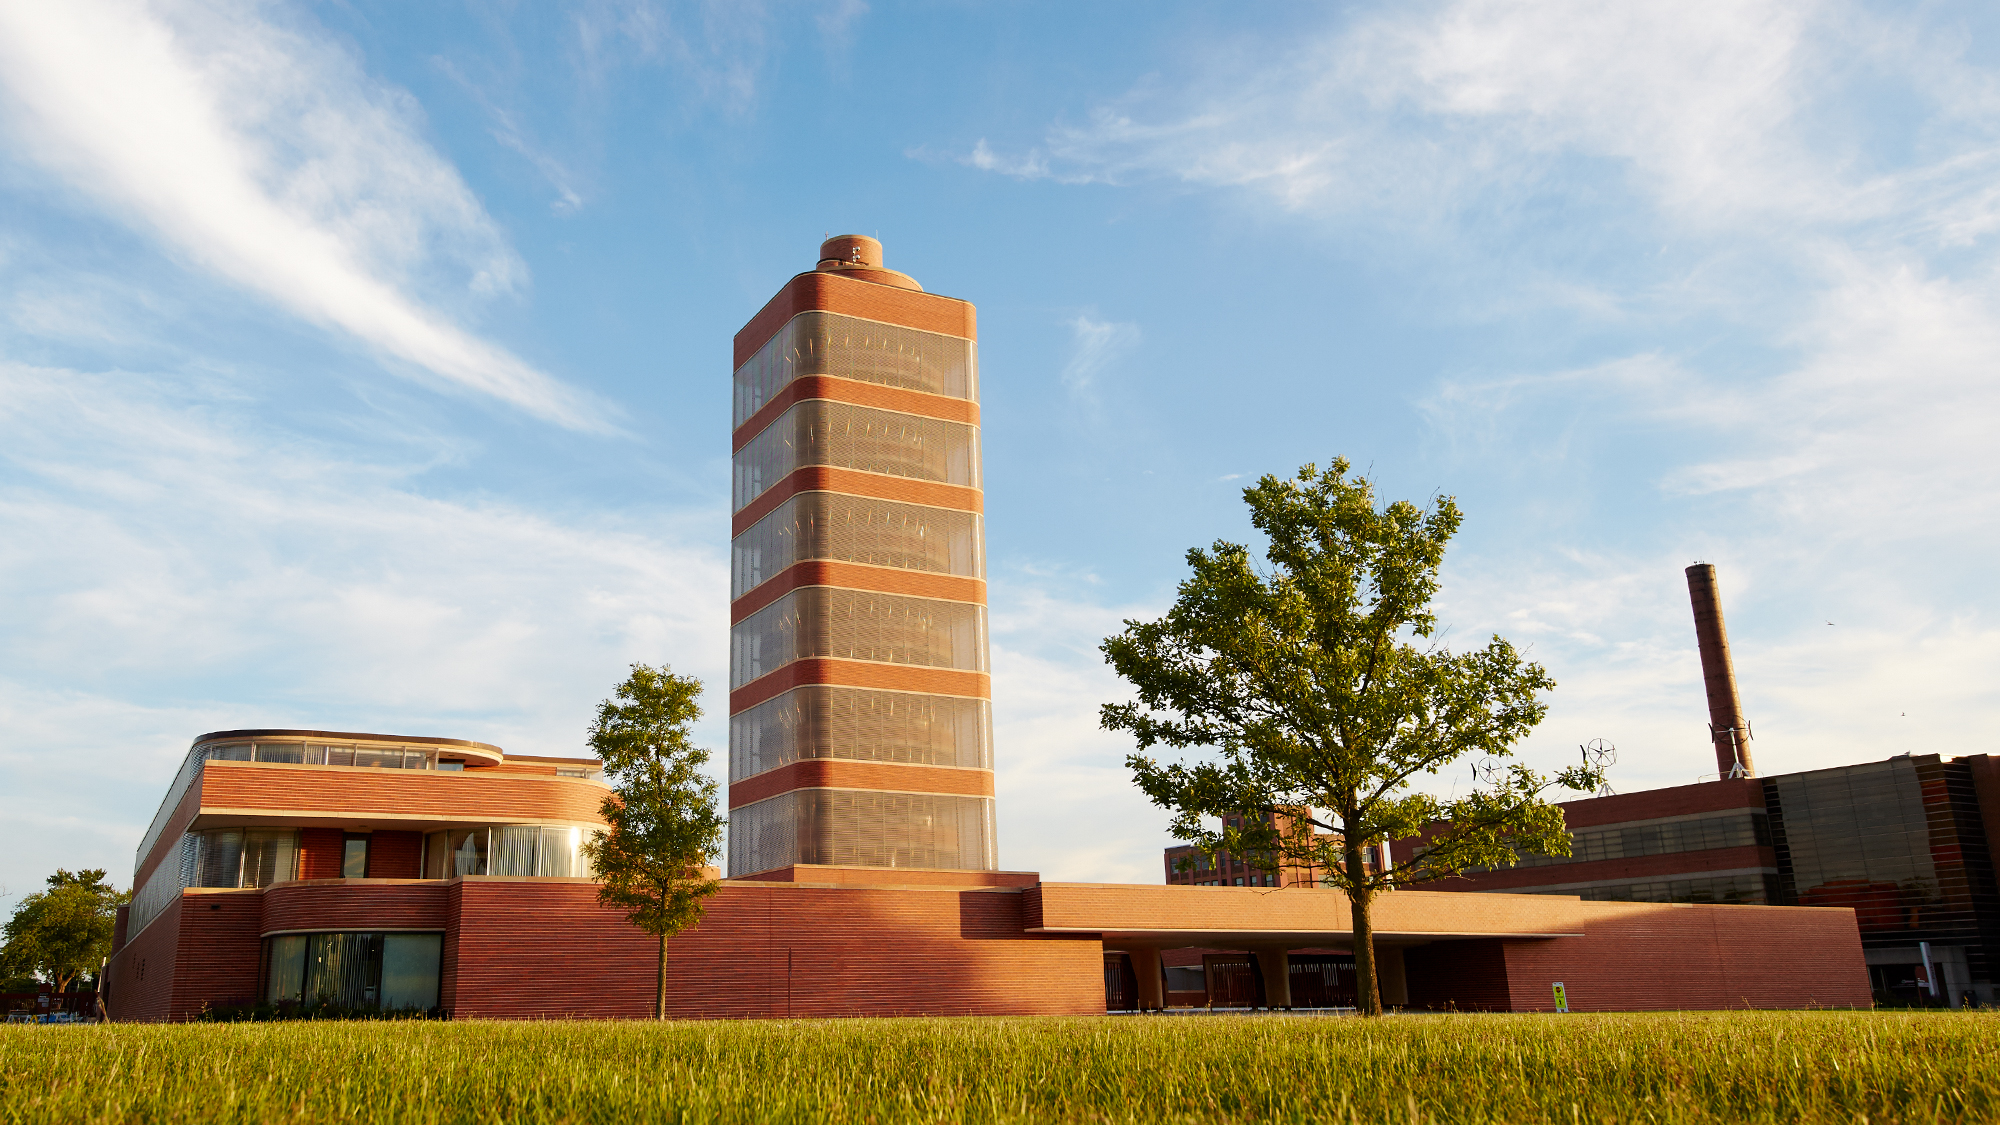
[732,492,984,600]
[730,686,993,780]
[732,400,981,513]
[730,587,988,689]
[734,311,976,429]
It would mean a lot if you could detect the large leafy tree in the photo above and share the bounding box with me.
[580,663,726,1020]
[1103,460,1599,1016]
[2,869,128,995]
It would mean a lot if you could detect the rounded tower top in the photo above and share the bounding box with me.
[815,234,922,291]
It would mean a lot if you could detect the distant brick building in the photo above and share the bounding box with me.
[1400,752,2000,1008]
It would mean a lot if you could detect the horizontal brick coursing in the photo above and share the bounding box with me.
[1554,779,1767,832]
[368,831,423,879]
[729,660,990,715]
[299,828,346,880]
[103,895,184,1023]
[735,274,975,368]
[736,866,1041,889]
[1451,845,1779,892]
[733,376,979,451]
[171,891,264,1018]
[260,881,448,935]
[1496,900,1871,1011]
[728,760,996,808]
[730,564,985,625]
[733,468,982,537]
[198,761,609,826]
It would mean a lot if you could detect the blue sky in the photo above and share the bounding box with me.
[4,0,2000,906]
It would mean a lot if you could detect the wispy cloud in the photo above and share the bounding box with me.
[953,0,2000,832]
[0,0,612,430]
[0,359,724,898]
[1061,313,1140,404]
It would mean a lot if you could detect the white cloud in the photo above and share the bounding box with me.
[987,570,1171,880]
[0,0,611,430]
[0,360,726,900]
[1060,313,1140,404]
[958,0,2000,803]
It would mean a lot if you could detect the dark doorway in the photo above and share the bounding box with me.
[1289,954,1357,1007]
[1103,953,1140,1011]
[1204,955,1260,1007]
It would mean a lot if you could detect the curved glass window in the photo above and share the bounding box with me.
[732,400,980,512]
[420,825,595,879]
[734,311,976,428]
[732,493,983,599]
[207,741,442,769]
[261,931,442,1011]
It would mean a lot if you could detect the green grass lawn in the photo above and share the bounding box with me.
[3,1011,1996,1124]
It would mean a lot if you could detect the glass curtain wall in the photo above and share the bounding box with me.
[420,826,594,878]
[262,932,443,1010]
[193,829,299,888]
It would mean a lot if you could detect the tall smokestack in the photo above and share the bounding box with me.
[1685,564,1755,779]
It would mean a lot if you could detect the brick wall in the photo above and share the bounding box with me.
[367,831,423,879]
[734,273,975,367]
[298,828,346,880]
[1496,900,1871,1011]
[200,761,608,825]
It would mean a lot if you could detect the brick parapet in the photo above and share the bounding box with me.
[734,274,975,368]
[730,564,985,625]
[732,376,978,451]
[728,760,995,809]
[733,468,981,536]
[729,660,989,715]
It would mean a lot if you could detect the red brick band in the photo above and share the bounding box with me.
[729,660,990,715]
[728,760,996,808]
[733,376,978,452]
[730,563,985,624]
[735,273,975,368]
[733,469,982,536]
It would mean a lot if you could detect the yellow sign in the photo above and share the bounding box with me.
[1552,982,1569,1012]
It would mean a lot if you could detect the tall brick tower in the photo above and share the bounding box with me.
[727,236,996,879]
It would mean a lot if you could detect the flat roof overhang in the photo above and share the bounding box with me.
[1026,882,1600,943]
[1039,929,1582,944]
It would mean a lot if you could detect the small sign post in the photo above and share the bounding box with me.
[1551,982,1569,1013]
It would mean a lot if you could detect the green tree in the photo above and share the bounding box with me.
[580,663,726,1020]
[2,870,128,995]
[1102,460,1599,1016]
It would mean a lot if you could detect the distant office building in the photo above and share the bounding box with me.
[1162,811,1387,889]
[1403,753,2000,1007]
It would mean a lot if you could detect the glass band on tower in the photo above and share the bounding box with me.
[727,236,997,878]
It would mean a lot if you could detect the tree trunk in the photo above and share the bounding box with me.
[1345,836,1382,1017]
[656,933,668,1020]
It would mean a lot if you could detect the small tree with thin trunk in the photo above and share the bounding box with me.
[1103,460,1600,1016]
[581,663,725,1020]
[2,869,127,995]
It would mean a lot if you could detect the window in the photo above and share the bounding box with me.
[437,760,465,772]
[342,835,369,879]
[262,932,442,1011]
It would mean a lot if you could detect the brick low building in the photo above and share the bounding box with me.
[1397,753,2000,1008]
[102,730,1877,1020]
[103,238,1880,1019]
